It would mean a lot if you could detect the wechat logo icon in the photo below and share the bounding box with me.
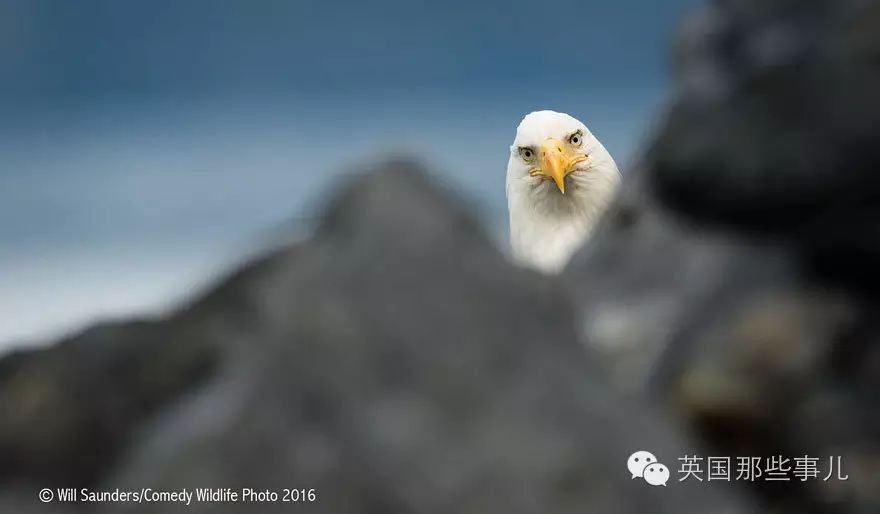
[627,450,670,486]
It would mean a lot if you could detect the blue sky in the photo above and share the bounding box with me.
[2,0,701,111]
[0,0,704,347]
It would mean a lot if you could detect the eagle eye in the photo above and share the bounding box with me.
[519,147,536,163]
[569,131,583,147]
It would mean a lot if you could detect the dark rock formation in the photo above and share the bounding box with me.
[650,0,880,289]
[0,320,217,488]
[568,165,875,514]
[568,0,880,512]
[0,162,750,513]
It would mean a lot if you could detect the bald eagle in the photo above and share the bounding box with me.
[506,110,621,273]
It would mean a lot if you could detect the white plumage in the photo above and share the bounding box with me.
[506,110,621,273]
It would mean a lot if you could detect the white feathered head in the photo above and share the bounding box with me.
[507,110,618,198]
[506,110,621,273]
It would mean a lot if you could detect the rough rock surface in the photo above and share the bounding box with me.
[567,0,880,512]
[0,163,749,513]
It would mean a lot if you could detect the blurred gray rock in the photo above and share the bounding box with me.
[566,165,791,394]
[0,161,750,513]
[568,0,880,512]
[649,0,880,289]
[0,320,217,488]
[568,164,875,514]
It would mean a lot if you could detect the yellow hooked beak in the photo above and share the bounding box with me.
[531,138,587,194]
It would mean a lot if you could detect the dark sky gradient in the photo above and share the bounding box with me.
[2,0,701,113]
